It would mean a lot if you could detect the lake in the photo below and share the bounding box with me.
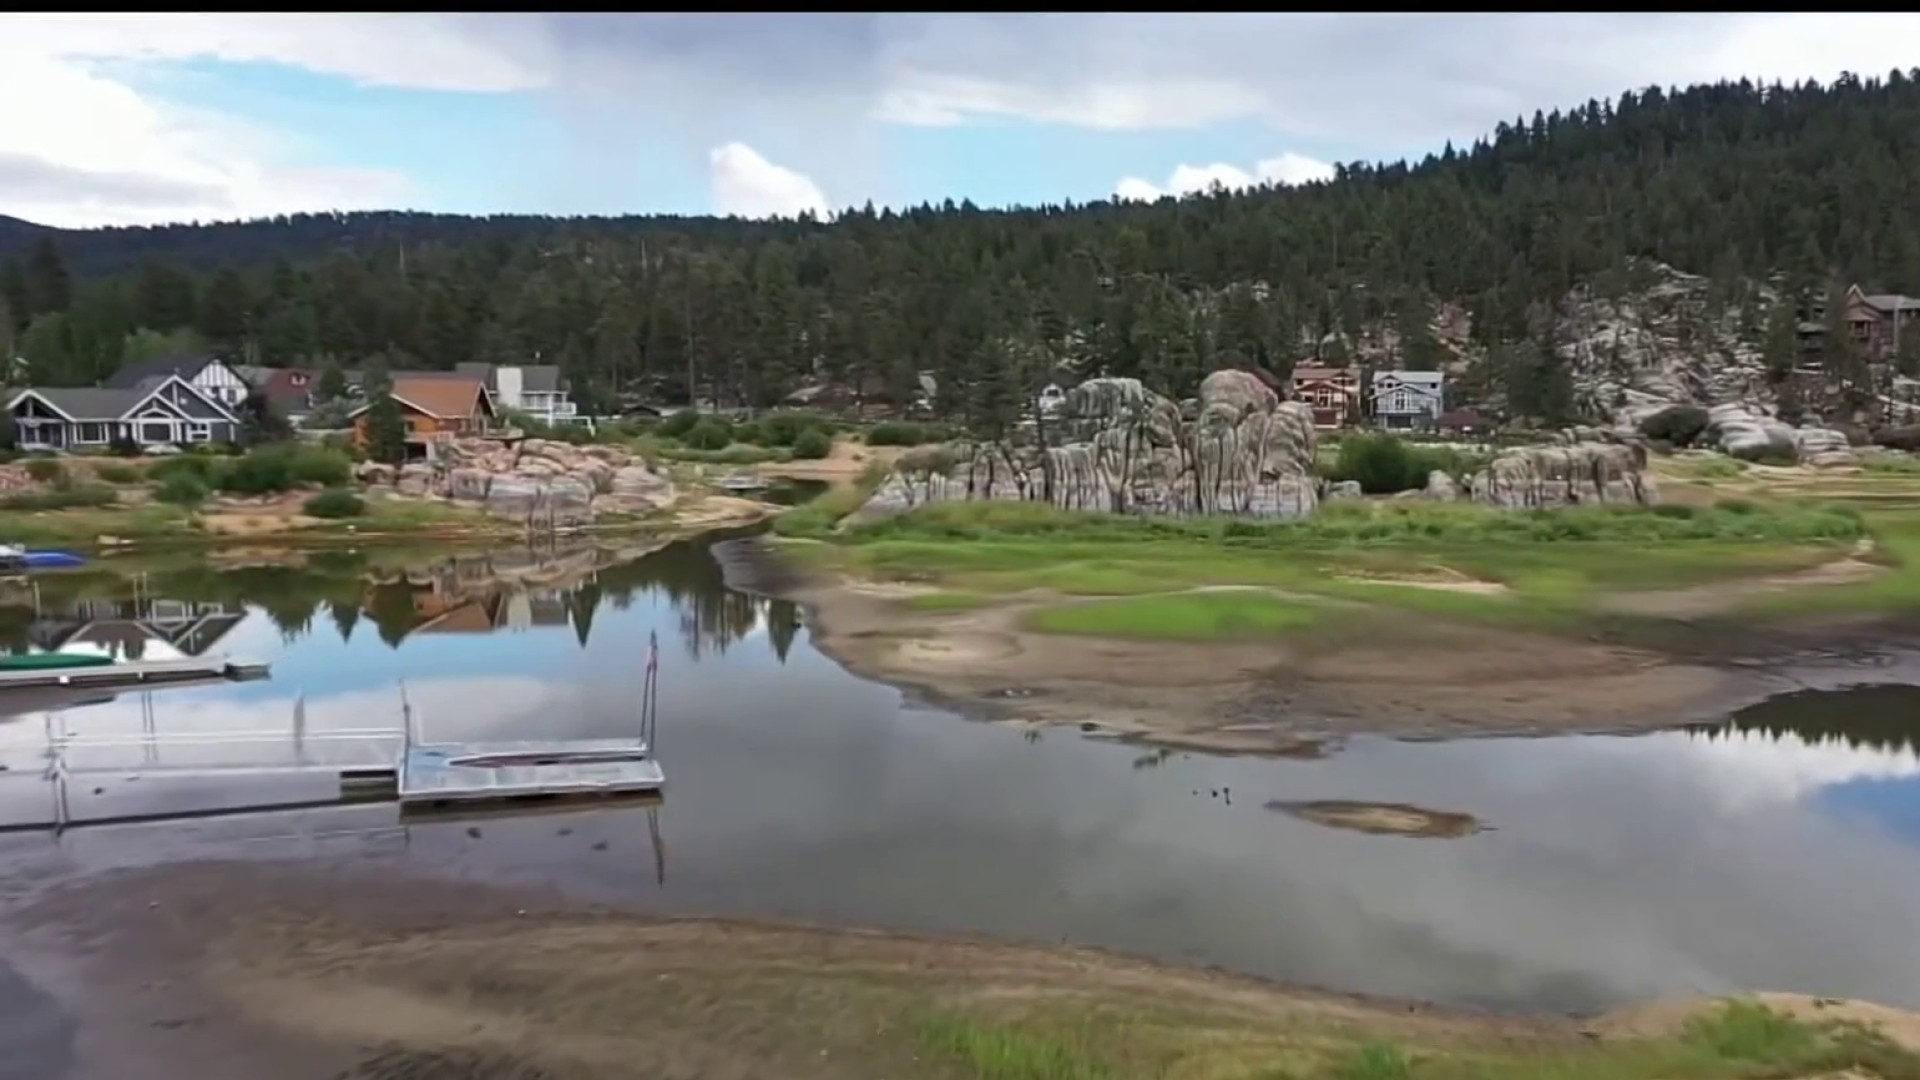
[3,536,1920,1015]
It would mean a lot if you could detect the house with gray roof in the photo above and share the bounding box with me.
[5,374,241,452]
[104,352,251,409]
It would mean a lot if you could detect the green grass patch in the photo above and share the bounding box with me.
[1027,591,1317,640]
[918,1014,1111,1080]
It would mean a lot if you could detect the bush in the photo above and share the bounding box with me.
[682,417,734,451]
[155,472,210,507]
[213,445,352,495]
[302,488,366,519]
[147,454,218,483]
[1330,433,1419,494]
[866,421,928,447]
[790,428,832,460]
[108,433,142,457]
[755,412,831,447]
[658,409,702,438]
[1638,405,1712,448]
[23,458,65,485]
[94,463,139,485]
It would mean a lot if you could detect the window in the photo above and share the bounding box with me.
[77,422,108,443]
[141,421,174,444]
[187,422,211,443]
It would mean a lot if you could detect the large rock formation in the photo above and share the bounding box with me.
[1705,404,1858,467]
[1468,439,1658,509]
[860,370,1320,520]
[356,436,676,524]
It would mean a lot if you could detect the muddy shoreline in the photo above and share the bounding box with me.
[715,536,1920,754]
[7,859,1915,1080]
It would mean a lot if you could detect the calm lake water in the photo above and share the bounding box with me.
[3,537,1920,1014]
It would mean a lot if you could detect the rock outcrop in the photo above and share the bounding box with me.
[1705,404,1857,467]
[355,436,676,524]
[859,369,1320,521]
[1468,441,1658,509]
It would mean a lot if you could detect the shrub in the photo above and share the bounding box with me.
[94,463,139,485]
[155,472,210,507]
[1638,405,1712,448]
[302,488,366,519]
[866,421,927,447]
[213,445,352,495]
[790,428,832,460]
[682,417,734,451]
[108,433,143,457]
[658,409,702,438]
[1331,433,1419,494]
[755,412,830,447]
[23,458,65,485]
[147,454,218,483]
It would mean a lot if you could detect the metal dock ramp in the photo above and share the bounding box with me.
[396,630,664,813]
[398,739,663,809]
[0,655,271,690]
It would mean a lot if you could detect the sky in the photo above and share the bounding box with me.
[4,13,1920,229]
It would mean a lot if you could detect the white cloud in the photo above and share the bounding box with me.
[1114,151,1335,202]
[708,142,830,219]
[0,16,456,227]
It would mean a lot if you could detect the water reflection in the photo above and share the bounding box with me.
[1700,684,1920,754]
[2,542,1920,1016]
[0,540,802,663]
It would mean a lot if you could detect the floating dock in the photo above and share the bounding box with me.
[0,655,271,690]
[398,738,664,811]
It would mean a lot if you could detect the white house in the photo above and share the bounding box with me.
[6,375,242,451]
[1370,370,1445,430]
[456,363,581,425]
[106,353,251,408]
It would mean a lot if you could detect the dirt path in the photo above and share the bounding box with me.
[759,438,906,487]
[1598,538,1885,619]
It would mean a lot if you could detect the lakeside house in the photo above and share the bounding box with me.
[454,363,580,426]
[1370,370,1445,430]
[106,353,251,409]
[1289,364,1361,429]
[4,374,242,452]
[346,375,498,459]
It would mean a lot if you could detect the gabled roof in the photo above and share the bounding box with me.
[349,376,494,420]
[1863,294,1920,315]
[103,353,224,390]
[455,362,565,394]
[12,386,142,420]
[1291,364,1356,381]
[7,374,238,423]
[1373,370,1444,386]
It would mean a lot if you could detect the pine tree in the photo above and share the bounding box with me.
[362,361,408,465]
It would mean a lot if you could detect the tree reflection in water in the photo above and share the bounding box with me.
[0,539,802,666]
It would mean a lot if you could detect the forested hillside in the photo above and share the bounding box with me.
[7,72,1920,424]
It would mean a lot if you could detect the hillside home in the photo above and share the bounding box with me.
[1289,364,1361,429]
[106,353,250,408]
[1799,284,1920,364]
[347,375,497,458]
[5,375,241,451]
[1370,370,1445,429]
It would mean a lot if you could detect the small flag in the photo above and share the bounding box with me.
[646,630,659,675]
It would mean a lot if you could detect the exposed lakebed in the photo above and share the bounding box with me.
[2,537,1920,1016]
